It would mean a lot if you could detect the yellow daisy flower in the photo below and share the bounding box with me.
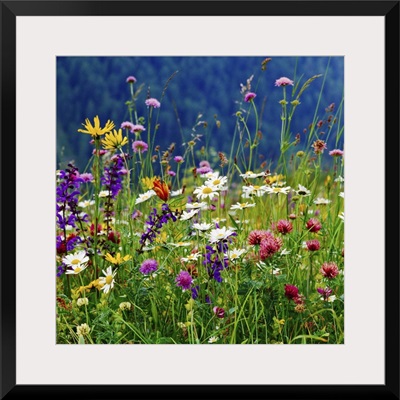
[77,115,115,137]
[101,129,128,150]
[104,252,132,265]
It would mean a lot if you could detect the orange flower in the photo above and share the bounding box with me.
[153,179,169,201]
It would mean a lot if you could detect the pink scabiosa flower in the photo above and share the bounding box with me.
[199,160,211,168]
[131,124,146,135]
[139,259,158,275]
[126,76,137,83]
[213,306,225,318]
[121,121,135,131]
[167,170,176,177]
[145,97,161,108]
[306,239,320,251]
[276,219,293,235]
[320,261,339,279]
[79,173,94,183]
[306,218,322,233]
[329,149,344,157]
[289,213,297,220]
[174,155,184,163]
[175,270,193,291]
[132,140,148,153]
[196,166,213,175]
[275,77,294,87]
[244,92,256,102]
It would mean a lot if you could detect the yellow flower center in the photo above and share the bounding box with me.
[240,203,247,207]
[231,253,238,259]
[202,187,213,194]
[105,275,113,285]
[71,259,81,265]
[74,267,82,273]
[213,179,221,185]
[272,187,281,192]
[253,185,260,190]
[246,171,253,174]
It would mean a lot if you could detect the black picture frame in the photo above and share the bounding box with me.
[1,1,399,398]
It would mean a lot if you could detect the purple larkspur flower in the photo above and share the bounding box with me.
[175,270,193,290]
[139,259,158,275]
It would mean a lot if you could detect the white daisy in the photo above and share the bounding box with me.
[200,171,220,180]
[78,200,95,208]
[264,186,291,195]
[180,209,200,221]
[205,175,228,190]
[212,217,227,224]
[186,201,208,210]
[295,184,311,197]
[98,190,112,198]
[230,202,256,210]
[169,241,192,248]
[99,266,117,294]
[181,252,201,263]
[192,222,213,231]
[313,197,332,205]
[339,192,344,198]
[226,248,246,261]
[208,336,219,343]
[63,250,89,270]
[170,188,184,197]
[241,185,268,198]
[334,176,344,183]
[135,189,156,205]
[239,171,269,179]
[208,226,236,243]
[193,185,219,200]
[65,263,89,275]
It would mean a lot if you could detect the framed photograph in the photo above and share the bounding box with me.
[1,0,399,398]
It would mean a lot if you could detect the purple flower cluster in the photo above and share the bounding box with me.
[56,164,87,231]
[203,244,229,283]
[139,203,178,251]
[139,258,158,275]
[101,155,125,199]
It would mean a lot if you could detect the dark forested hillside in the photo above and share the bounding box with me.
[57,56,344,172]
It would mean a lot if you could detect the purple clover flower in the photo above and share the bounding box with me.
[139,259,158,275]
[175,270,193,290]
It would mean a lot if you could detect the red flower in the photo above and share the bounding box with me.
[306,218,322,233]
[306,239,320,251]
[153,179,170,202]
[276,219,293,235]
[320,262,339,279]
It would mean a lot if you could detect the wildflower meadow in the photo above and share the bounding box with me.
[56,57,344,344]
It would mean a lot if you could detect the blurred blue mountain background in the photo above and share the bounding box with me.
[56,56,344,173]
